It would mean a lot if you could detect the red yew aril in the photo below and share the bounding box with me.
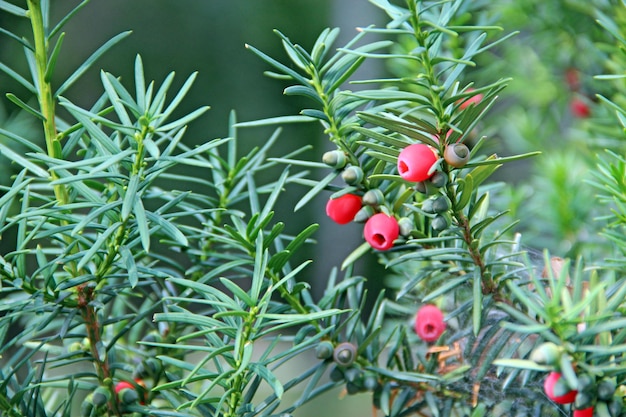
[414,304,445,342]
[573,407,594,417]
[326,194,362,224]
[459,88,483,109]
[543,372,577,404]
[397,144,438,182]
[570,98,591,118]
[363,213,399,251]
[114,381,134,394]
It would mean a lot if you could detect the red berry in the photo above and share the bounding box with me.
[414,305,445,342]
[570,98,591,118]
[573,407,594,417]
[459,88,483,109]
[363,213,399,251]
[114,381,134,394]
[543,372,577,404]
[326,194,362,225]
[565,68,580,91]
[397,144,438,182]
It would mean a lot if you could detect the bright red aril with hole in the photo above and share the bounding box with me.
[414,304,445,342]
[326,194,362,225]
[363,213,399,251]
[397,144,438,182]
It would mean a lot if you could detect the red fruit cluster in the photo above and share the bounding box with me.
[543,372,577,404]
[414,304,445,342]
[326,194,362,225]
[363,213,399,251]
[397,144,438,182]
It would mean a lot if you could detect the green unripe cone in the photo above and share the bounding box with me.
[415,181,428,194]
[429,171,447,188]
[315,341,334,360]
[530,342,561,366]
[343,367,362,384]
[92,386,111,407]
[431,214,449,231]
[577,374,596,394]
[322,150,347,169]
[575,391,595,410]
[363,374,379,391]
[329,365,344,382]
[341,166,364,185]
[346,381,361,395]
[118,387,140,405]
[598,378,617,402]
[422,198,434,214]
[431,195,450,213]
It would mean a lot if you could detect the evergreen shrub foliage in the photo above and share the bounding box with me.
[1,1,626,416]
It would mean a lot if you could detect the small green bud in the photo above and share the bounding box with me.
[341,166,364,185]
[315,341,334,360]
[138,115,150,128]
[362,189,385,206]
[322,150,347,169]
[530,342,561,366]
[398,217,414,237]
[68,341,83,353]
[92,386,111,407]
[81,337,91,351]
